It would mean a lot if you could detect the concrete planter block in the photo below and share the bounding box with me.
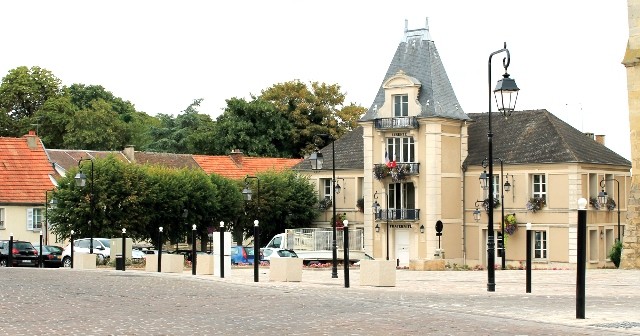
[161,254,184,273]
[409,259,445,271]
[360,259,396,287]
[270,258,303,282]
[145,255,157,272]
[196,255,215,275]
[74,253,96,270]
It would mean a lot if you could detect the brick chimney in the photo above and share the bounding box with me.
[595,134,605,146]
[25,130,38,150]
[230,149,244,167]
[123,145,135,163]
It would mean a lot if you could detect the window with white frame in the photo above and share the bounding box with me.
[321,179,332,200]
[386,137,415,163]
[534,230,547,259]
[0,208,4,229]
[27,208,44,230]
[393,94,409,117]
[491,174,500,199]
[532,174,547,199]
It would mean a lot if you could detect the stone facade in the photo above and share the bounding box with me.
[622,0,640,269]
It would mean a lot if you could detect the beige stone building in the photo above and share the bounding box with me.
[623,0,640,269]
[299,20,631,269]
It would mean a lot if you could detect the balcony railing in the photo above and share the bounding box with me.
[374,117,418,130]
[374,209,420,221]
[373,163,420,177]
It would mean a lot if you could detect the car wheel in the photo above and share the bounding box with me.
[62,257,71,268]
[0,259,7,267]
[96,254,105,265]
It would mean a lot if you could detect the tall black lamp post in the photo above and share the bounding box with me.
[310,134,338,279]
[372,191,389,260]
[44,190,57,245]
[75,158,95,254]
[482,157,508,270]
[600,178,621,242]
[242,175,261,282]
[485,42,520,292]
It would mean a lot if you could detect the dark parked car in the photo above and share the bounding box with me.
[0,240,39,267]
[33,244,63,268]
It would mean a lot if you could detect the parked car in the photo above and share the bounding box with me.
[231,246,255,265]
[260,248,298,263]
[61,238,111,267]
[0,240,39,267]
[131,249,145,262]
[33,244,63,268]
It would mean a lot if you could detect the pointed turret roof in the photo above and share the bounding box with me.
[360,18,468,121]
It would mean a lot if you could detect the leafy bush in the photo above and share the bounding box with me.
[609,241,623,268]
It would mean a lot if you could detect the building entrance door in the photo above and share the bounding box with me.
[395,229,410,266]
[482,229,499,267]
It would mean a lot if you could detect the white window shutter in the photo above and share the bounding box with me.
[27,208,33,230]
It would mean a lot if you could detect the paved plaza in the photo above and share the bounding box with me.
[0,266,639,335]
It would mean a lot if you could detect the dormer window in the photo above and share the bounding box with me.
[394,94,409,117]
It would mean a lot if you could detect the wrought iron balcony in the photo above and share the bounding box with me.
[374,209,420,221]
[374,117,418,130]
[373,163,420,180]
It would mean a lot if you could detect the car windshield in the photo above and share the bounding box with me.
[46,246,63,253]
[97,239,110,248]
[277,250,298,258]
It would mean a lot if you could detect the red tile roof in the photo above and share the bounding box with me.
[193,153,303,179]
[0,133,56,204]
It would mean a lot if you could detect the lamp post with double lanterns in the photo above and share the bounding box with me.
[242,175,261,283]
[310,134,339,279]
[599,178,621,242]
[372,191,390,261]
[485,42,520,292]
[75,158,95,255]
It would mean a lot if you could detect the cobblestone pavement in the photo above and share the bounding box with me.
[0,266,639,335]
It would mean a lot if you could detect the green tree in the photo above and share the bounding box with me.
[209,173,244,247]
[48,156,151,241]
[63,99,128,150]
[211,97,293,157]
[242,170,319,246]
[146,99,216,154]
[0,66,63,136]
[258,80,363,156]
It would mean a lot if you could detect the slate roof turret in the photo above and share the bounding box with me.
[360,19,468,122]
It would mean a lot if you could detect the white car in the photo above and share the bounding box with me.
[62,238,111,267]
[260,248,298,263]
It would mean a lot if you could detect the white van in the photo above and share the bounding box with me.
[61,238,111,267]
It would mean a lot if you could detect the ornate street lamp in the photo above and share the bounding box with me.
[75,158,95,254]
[373,191,390,260]
[600,178,621,242]
[310,134,338,279]
[486,42,519,292]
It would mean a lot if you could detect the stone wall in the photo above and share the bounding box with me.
[622,0,640,269]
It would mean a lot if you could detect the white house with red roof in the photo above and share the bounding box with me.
[0,131,57,243]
